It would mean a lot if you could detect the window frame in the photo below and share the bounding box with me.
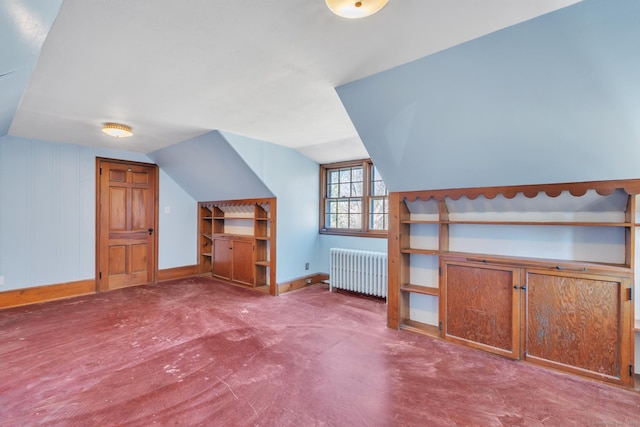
[319,159,388,238]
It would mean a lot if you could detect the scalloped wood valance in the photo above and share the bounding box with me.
[401,179,640,202]
[200,197,273,208]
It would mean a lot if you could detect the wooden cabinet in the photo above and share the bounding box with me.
[212,237,254,286]
[442,261,521,359]
[389,179,640,388]
[198,198,276,295]
[525,269,632,383]
[440,258,633,385]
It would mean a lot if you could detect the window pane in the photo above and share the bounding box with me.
[351,167,363,183]
[370,197,388,230]
[349,214,362,229]
[370,213,388,230]
[328,184,339,198]
[339,169,351,183]
[372,166,380,181]
[351,182,362,197]
[326,214,336,228]
[350,199,361,213]
[339,183,350,197]
[337,199,349,213]
[373,181,387,196]
[336,213,349,228]
[326,200,337,214]
[328,170,340,185]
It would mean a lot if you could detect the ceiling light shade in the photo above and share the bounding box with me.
[326,0,388,19]
[102,122,133,138]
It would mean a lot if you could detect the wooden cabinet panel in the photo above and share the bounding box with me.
[213,237,254,286]
[213,238,232,280]
[232,240,254,286]
[444,262,520,358]
[526,270,629,383]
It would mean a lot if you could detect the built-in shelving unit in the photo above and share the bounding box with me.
[198,198,276,295]
[388,179,640,388]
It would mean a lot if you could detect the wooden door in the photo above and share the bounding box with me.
[97,159,158,291]
[525,269,633,386]
[213,238,232,280]
[232,239,254,286]
[442,261,521,359]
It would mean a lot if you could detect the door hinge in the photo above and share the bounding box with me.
[439,321,442,332]
[628,287,633,301]
[99,167,102,175]
[630,364,634,377]
[99,272,102,279]
[439,266,442,276]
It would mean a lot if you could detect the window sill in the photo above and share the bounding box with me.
[319,229,388,239]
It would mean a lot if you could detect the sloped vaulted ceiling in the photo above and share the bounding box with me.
[0,0,62,136]
[337,0,640,192]
[4,0,580,164]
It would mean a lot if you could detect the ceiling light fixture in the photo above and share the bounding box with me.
[102,122,133,138]
[326,0,388,19]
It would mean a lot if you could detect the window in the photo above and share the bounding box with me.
[320,159,388,236]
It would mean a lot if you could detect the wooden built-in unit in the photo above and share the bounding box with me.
[388,179,640,388]
[198,198,276,295]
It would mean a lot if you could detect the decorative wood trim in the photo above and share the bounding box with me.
[401,179,640,202]
[157,265,199,281]
[201,197,274,208]
[269,199,278,296]
[0,279,96,309]
[387,192,401,329]
[440,252,632,275]
[277,273,329,295]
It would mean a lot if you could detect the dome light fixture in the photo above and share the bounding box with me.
[102,122,133,138]
[326,0,388,19]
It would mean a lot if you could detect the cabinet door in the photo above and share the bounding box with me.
[212,238,232,280]
[442,261,521,359]
[232,239,254,286]
[525,270,633,386]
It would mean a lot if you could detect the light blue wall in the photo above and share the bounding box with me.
[147,131,274,201]
[158,169,197,269]
[318,235,387,273]
[0,135,196,290]
[222,132,321,282]
[336,0,640,192]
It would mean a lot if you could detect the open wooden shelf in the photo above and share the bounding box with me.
[400,248,439,255]
[443,220,631,227]
[199,198,276,295]
[400,320,439,338]
[401,220,440,225]
[389,179,640,389]
[401,284,439,296]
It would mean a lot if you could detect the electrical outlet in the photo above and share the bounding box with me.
[305,262,309,270]
[164,206,171,214]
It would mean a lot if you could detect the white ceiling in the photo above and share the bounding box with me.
[7,0,581,164]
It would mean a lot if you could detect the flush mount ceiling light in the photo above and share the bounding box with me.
[102,122,133,138]
[326,0,388,19]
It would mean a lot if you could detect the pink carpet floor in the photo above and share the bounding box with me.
[1,276,639,426]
